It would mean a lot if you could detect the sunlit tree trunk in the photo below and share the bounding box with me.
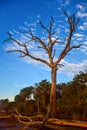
[50,67,57,117]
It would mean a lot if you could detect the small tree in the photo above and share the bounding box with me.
[20,86,34,101]
[4,10,82,117]
[34,80,51,114]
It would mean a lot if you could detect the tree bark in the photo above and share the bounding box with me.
[50,67,57,117]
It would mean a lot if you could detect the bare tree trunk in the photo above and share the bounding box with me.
[50,67,57,117]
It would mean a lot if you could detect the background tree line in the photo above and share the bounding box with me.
[0,71,87,121]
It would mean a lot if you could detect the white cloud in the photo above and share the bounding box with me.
[23,57,87,79]
[22,50,48,65]
[24,21,36,28]
[59,59,87,77]
[57,0,70,8]
[74,33,84,37]
[6,40,34,52]
[65,28,69,33]
[37,15,41,18]
[80,45,87,55]
[77,11,87,18]
[78,25,85,30]
[83,22,87,26]
[76,4,85,10]
[76,38,83,41]
[57,7,61,11]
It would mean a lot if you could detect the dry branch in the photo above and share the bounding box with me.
[0,109,43,129]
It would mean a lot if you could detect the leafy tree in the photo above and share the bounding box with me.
[20,86,34,101]
[4,10,81,117]
[0,99,16,114]
[72,72,87,120]
[73,72,87,84]
[34,80,51,114]
[15,94,24,103]
[14,94,25,114]
[58,72,87,120]
[0,99,9,112]
[14,86,35,115]
[24,100,37,116]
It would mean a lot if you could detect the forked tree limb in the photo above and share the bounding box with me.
[55,10,81,66]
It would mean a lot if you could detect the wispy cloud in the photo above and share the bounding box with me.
[37,15,41,18]
[77,11,87,18]
[83,22,87,26]
[74,33,84,37]
[23,56,87,79]
[5,4,87,80]
[59,0,70,7]
[59,59,87,77]
[24,21,36,28]
[78,25,86,31]
[80,45,87,55]
[22,51,48,65]
[76,4,85,11]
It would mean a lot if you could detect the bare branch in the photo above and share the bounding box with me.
[58,63,64,67]
[7,48,51,67]
[37,46,44,49]
[53,49,56,58]
[69,44,82,51]
[62,9,80,32]
[54,11,80,66]
[6,32,26,47]
[62,9,69,17]
[4,11,81,70]
[7,49,27,57]
[52,37,59,45]
[4,31,52,67]
[49,16,54,33]
[39,21,49,33]
[3,32,12,43]
[29,30,48,52]
[26,52,51,67]
[7,48,51,68]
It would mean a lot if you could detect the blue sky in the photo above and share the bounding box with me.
[0,0,87,100]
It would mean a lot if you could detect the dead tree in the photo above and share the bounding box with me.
[4,10,82,118]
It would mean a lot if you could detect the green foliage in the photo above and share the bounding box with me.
[57,72,87,121]
[34,80,51,114]
[73,72,87,84]
[15,94,24,103]
[2,72,86,120]
[20,86,34,101]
